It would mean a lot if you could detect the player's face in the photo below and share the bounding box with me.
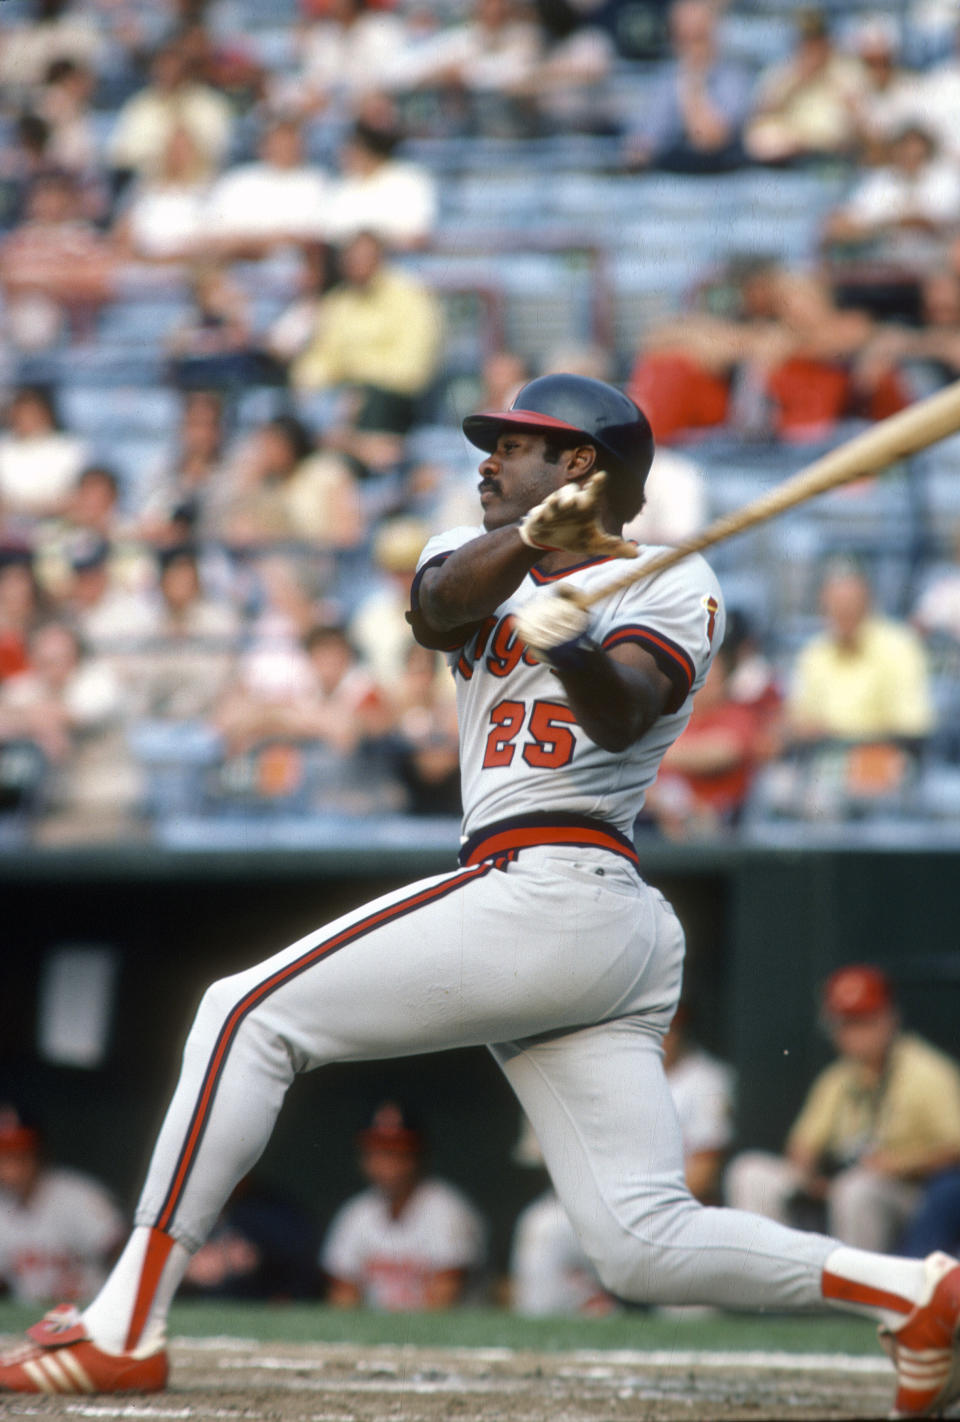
[477,431,569,532]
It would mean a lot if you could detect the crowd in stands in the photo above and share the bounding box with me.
[1,0,960,844]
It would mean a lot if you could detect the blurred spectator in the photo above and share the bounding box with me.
[0,1103,124,1305]
[182,1174,320,1300]
[821,124,960,270]
[56,535,156,654]
[0,386,88,525]
[166,262,259,387]
[204,117,329,256]
[0,0,103,106]
[853,270,960,399]
[622,0,751,174]
[272,0,412,118]
[725,965,960,1252]
[647,639,760,836]
[126,545,240,722]
[628,255,902,444]
[0,549,47,683]
[350,516,431,685]
[137,390,230,545]
[322,1100,486,1310]
[786,561,934,748]
[903,17,960,167]
[107,40,234,184]
[113,126,213,262]
[264,242,340,373]
[216,414,365,549]
[387,642,461,817]
[35,463,146,596]
[623,444,707,547]
[518,0,616,135]
[744,7,866,166]
[34,58,99,179]
[510,1007,734,1314]
[292,232,444,472]
[323,116,438,251]
[913,523,960,647]
[212,620,389,757]
[0,115,56,230]
[847,18,922,167]
[0,171,117,348]
[395,0,542,138]
[0,619,139,840]
[722,607,784,755]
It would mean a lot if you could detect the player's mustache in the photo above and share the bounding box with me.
[479,477,501,495]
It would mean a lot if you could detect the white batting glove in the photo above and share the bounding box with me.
[518,471,638,560]
[514,586,591,667]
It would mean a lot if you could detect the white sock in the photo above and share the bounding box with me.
[83,1226,191,1356]
[823,1245,928,1331]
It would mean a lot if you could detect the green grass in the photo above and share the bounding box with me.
[0,1300,879,1356]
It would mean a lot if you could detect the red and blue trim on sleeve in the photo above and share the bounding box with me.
[602,624,695,712]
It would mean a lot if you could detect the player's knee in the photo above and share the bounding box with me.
[186,974,250,1050]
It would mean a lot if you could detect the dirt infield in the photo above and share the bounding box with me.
[0,1336,900,1421]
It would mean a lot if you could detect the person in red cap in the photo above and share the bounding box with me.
[726,965,960,1253]
[321,1101,486,1312]
[0,1105,124,1306]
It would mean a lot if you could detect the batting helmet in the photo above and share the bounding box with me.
[462,374,655,520]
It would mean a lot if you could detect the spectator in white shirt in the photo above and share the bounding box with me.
[113,126,213,262]
[324,117,438,250]
[204,118,329,257]
[0,386,88,527]
[272,0,412,118]
[822,123,960,267]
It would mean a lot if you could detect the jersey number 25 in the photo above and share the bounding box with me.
[483,699,578,769]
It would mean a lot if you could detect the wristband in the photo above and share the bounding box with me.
[541,636,599,675]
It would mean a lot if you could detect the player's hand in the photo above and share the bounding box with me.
[514,585,591,665]
[518,472,638,559]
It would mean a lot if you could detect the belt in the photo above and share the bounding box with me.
[458,812,640,871]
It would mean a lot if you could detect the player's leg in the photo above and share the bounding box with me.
[3,847,663,1391]
[493,961,960,1417]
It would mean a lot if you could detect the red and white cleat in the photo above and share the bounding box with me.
[0,1305,168,1395]
[881,1253,960,1418]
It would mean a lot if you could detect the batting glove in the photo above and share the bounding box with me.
[518,472,638,559]
[514,586,593,670]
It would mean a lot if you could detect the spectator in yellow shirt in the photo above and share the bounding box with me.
[726,965,960,1252]
[788,561,933,745]
[292,232,444,474]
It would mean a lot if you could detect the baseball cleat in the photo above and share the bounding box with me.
[0,1304,168,1394]
[880,1252,960,1418]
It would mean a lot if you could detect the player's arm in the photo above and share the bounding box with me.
[550,640,674,752]
[413,528,543,647]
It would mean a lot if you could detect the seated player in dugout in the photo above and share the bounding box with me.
[4,375,960,1421]
[321,1101,486,1311]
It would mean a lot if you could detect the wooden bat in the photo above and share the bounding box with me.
[570,377,960,612]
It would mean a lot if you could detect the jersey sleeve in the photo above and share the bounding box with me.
[597,554,724,714]
[407,526,486,652]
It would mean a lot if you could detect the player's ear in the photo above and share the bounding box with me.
[563,444,599,482]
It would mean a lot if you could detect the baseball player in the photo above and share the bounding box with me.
[2,373,959,1419]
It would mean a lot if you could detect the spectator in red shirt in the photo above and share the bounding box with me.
[648,640,760,836]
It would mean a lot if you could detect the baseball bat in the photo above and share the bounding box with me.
[573,376,960,611]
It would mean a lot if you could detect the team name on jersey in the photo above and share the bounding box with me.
[456,614,539,681]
